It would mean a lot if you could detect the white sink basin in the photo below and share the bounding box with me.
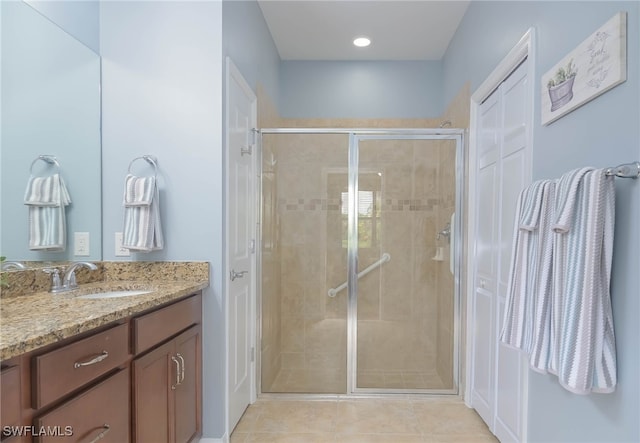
[77,290,152,300]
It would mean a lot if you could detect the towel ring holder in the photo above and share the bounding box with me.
[29,155,60,175]
[128,155,158,178]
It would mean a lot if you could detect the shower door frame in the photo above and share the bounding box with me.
[258,128,465,397]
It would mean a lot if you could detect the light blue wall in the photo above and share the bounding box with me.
[443,2,639,442]
[279,60,443,119]
[222,0,280,105]
[26,0,100,54]
[99,1,225,437]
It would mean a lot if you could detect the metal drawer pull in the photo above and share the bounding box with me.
[176,353,185,383]
[74,351,109,369]
[88,424,110,443]
[171,356,181,390]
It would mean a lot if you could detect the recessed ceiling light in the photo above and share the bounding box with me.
[353,37,371,48]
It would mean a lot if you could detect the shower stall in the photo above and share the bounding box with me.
[259,129,463,395]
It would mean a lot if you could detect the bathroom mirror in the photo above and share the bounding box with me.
[0,1,102,265]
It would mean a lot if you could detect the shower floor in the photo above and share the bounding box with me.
[264,368,447,394]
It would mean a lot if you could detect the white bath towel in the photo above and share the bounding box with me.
[553,168,616,394]
[23,174,72,251]
[500,179,556,374]
[122,174,164,252]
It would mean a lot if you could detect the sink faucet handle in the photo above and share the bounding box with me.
[43,268,63,292]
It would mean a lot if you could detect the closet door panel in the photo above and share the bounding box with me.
[502,63,528,158]
[476,164,499,278]
[495,298,523,443]
[472,286,494,426]
[498,149,527,292]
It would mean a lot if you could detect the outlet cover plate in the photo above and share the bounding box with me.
[115,232,130,257]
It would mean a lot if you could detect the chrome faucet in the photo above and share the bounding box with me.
[1,261,26,271]
[44,261,98,293]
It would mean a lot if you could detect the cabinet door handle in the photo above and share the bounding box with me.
[171,356,181,390]
[176,353,185,383]
[87,424,110,443]
[74,350,108,369]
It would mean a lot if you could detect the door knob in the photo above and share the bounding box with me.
[230,269,249,281]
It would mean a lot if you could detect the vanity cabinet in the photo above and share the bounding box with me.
[0,291,202,443]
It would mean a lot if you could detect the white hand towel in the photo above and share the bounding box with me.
[23,174,72,251]
[122,174,164,252]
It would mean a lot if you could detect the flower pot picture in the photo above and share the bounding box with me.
[541,12,627,126]
[548,75,576,111]
[547,59,577,112]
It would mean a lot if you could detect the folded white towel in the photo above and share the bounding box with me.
[122,174,164,252]
[553,168,616,394]
[23,174,72,251]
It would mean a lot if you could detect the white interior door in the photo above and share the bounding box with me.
[494,57,529,443]
[470,55,531,443]
[225,58,257,435]
[471,90,500,426]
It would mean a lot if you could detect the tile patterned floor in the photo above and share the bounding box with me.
[231,398,498,443]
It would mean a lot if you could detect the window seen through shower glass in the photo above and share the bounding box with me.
[340,173,382,248]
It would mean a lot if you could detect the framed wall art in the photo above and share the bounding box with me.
[541,12,627,125]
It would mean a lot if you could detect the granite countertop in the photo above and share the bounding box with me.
[0,279,208,361]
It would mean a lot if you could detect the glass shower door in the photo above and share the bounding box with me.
[353,136,459,393]
[260,132,350,394]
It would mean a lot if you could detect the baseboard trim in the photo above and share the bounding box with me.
[198,438,225,443]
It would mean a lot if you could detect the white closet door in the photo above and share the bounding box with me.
[494,60,529,443]
[471,89,501,426]
[471,58,531,443]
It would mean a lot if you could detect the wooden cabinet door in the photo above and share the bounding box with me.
[133,340,174,443]
[173,326,201,443]
[1,364,22,442]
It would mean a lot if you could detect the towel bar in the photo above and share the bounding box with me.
[29,155,60,175]
[604,161,640,178]
[128,155,158,177]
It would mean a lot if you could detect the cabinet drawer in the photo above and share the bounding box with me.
[1,365,21,431]
[34,368,130,443]
[133,294,201,354]
[33,323,129,409]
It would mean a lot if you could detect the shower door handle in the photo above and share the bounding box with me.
[230,269,249,281]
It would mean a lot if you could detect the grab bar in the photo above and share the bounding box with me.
[327,253,391,297]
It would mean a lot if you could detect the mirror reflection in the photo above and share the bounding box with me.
[0,1,102,265]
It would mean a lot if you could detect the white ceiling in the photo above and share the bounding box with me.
[257,0,470,61]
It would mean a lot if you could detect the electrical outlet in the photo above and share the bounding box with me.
[74,232,90,256]
[115,232,130,257]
